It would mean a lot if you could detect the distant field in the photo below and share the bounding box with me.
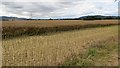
[2,20,118,40]
[2,20,118,27]
[2,25,118,66]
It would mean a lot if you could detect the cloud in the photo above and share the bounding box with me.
[1,0,118,18]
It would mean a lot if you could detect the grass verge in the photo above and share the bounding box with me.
[62,36,118,66]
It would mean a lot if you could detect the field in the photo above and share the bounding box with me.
[2,20,119,66]
[2,20,118,27]
[2,20,118,40]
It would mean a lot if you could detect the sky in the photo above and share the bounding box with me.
[0,0,119,19]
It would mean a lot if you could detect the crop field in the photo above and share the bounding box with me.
[2,20,118,40]
[2,20,118,27]
[1,20,119,66]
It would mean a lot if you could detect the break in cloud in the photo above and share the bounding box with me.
[0,0,119,19]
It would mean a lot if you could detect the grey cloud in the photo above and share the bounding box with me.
[1,1,117,18]
[2,2,61,17]
[2,2,23,9]
[58,0,84,2]
[1,2,78,18]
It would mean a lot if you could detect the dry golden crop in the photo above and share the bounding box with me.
[2,20,118,40]
[2,20,118,28]
[2,23,118,66]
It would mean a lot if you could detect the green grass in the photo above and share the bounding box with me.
[62,36,118,66]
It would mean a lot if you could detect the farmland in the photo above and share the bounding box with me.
[2,20,118,40]
[1,20,119,66]
[2,20,118,28]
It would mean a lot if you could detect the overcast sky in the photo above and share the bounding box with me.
[0,0,119,19]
